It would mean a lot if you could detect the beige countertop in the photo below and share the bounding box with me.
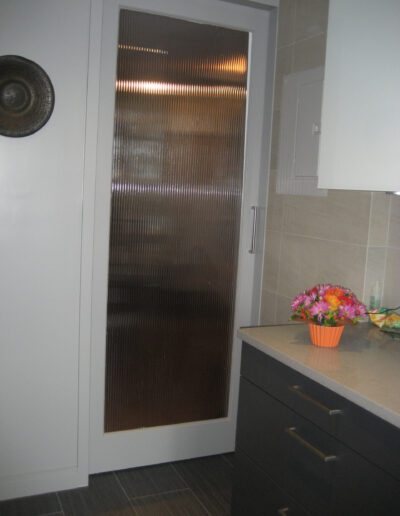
[238,323,400,429]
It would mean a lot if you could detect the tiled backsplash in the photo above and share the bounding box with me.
[366,193,400,309]
[260,0,400,324]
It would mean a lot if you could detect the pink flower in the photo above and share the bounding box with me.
[291,295,304,311]
[338,304,356,320]
[356,303,367,317]
[310,301,330,322]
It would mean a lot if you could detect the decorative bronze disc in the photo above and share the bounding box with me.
[0,55,55,137]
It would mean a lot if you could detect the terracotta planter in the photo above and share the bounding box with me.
[308,323,344,348]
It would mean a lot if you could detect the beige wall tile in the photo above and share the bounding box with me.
[294,0,328,42]
[277,0,296,48]
[278,234,366,299]
[260,289,277,324]
[268,167,279,192]
[281,190,371,245]
[368,192,391,246]
[363,247,386,307]
[276,293,293,324]
[293,33,326,72]
[266,193,283,233]
[278,234,321,297]
[274,45,293,111]
[266,170,284,232]
[382,247,400,307]
[388,195,400,248]
[263,230,282,292]
[270,110,281,170]
[316,239,366,298]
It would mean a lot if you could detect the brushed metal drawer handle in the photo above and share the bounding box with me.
[285,427,338,463]
[289,385,343,416]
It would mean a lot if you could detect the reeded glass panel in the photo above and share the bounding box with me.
[105,9,248,432]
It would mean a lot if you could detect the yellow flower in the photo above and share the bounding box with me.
[326,294,340,311]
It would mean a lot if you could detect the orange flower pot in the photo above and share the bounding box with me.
[308,323,344,348]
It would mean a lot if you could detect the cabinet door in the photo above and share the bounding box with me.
[318,0,400,191]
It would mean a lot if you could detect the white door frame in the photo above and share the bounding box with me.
[87,0,277,474]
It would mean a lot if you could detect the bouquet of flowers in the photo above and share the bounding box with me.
[291,284,367,327]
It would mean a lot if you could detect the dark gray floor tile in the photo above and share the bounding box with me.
[58,472,133,516]
[116,463,186,499]
[130,489,208,516]
[173,455,233,516]
[221,453,235,467]
[0,492,61,516]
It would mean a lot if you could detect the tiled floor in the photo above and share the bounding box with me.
[0,454,234,516]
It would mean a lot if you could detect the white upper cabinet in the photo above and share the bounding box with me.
[318,0,400,192]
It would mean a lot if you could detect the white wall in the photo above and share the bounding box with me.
[0,0,92,500]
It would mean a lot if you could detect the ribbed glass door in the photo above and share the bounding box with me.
[105,9,248,432]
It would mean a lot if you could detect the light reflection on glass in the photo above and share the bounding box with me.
[118,44,169,55]
[116,80,246,97]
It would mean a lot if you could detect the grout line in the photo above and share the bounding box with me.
[55,492,65,516]
[290,0,297,70]
[273,230,284,324]
[128,487,212,516]
[280,229,374,248]
[112,471,137,515]
[127,487,191,502]
[113,471,201,512]
[220,454,234,468]
[170,464,212,516]
[362,193,374,304]
[381,195,392,304]
[169,463,189,489]
[277,31,327,52]
[295,30,327,45]
[185,488,212,516]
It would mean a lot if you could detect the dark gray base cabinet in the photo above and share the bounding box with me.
[233,343,400,516]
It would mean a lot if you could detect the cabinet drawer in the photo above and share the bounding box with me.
[332,441,400,516]
[241,342,400,480]
[232,450,307,516]
[236,377,290,486]
[237,378,337,514]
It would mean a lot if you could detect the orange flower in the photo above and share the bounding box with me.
[325,294,341,310]
[325,287,346,310]
[326,287,345,299]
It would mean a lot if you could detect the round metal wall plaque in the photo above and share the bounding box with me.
[0,55,55,137]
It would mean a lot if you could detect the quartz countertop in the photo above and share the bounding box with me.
[238,323,400,429]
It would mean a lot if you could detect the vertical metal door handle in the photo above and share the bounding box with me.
[249,206,258,254]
